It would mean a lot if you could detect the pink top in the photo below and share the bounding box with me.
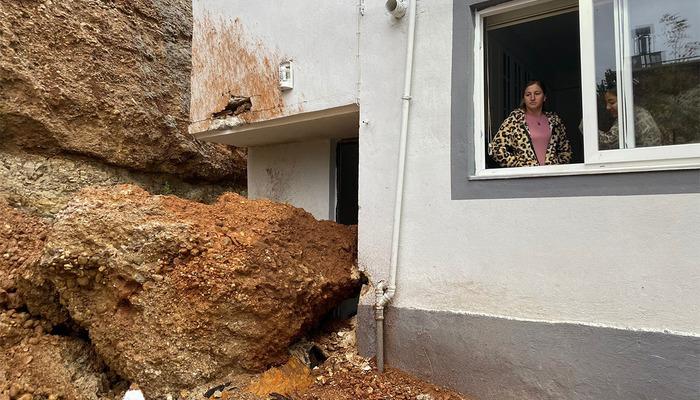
[525,113,552,165]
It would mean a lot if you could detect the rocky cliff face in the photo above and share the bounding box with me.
[0,0,246,215]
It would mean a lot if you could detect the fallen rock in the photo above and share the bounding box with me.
[27,185,360,397]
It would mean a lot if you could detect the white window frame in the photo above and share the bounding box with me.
[472,0,700,180]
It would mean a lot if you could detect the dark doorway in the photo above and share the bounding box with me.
[330,138,359,322]
[335,139,358,225]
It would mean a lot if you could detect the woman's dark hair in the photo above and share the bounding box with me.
[519,80,547,110]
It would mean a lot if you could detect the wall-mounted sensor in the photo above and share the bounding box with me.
[386,0,408,18]
[279,60,294,91]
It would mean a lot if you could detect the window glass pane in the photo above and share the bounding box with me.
[593,0,620,150]
[594,0,700,150]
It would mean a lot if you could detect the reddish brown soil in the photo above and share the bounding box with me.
[0,201,47,301]
[302,366,468,400]
[158,190,359,311]
[27,185,359,396]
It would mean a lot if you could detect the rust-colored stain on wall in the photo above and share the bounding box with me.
[191,15,286,131]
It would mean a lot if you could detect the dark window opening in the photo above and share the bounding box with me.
[484,9,584,167]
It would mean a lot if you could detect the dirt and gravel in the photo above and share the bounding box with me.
[295,319,469,400]
[1,200,129,400]
[185,318,470,400]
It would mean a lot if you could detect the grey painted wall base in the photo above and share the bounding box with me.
[357,305,700,400]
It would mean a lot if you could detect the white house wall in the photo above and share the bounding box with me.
[359,0,699,337]
[248,139,334,221]
[190,0,359,134]
[357,1,699,398]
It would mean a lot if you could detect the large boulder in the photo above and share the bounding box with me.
[0,0,245,181]
[25,185,359,397]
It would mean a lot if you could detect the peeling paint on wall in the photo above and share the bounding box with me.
[190,14,292,133]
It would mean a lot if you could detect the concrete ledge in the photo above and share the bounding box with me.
[190,104,359,147]
[357,305,700,399]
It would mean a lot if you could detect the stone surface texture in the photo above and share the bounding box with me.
[0,149,243,218]
[22,185,359,397]
[0,200,49,314]
[0,0,245,181]
[0,201,126,399]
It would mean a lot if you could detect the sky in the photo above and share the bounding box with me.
[594,0,700,80]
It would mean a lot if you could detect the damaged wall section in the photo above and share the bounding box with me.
[189,1,359,136]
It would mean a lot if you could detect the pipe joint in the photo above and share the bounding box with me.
[374,282,396,319]
[375,281,387,295]
[374,305,385,320]
[377,287,395,307]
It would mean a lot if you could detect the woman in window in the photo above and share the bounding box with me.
[489,80,572,167]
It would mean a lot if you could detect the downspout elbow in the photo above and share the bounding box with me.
[375,282,395,311]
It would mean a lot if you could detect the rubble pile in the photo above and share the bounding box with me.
[298,319,467,400]
[20,185,360,397]
[187,318,468,400]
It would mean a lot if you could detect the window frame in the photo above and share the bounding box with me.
[472,0,700,180]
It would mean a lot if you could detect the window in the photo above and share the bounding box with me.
[473,0,700,179]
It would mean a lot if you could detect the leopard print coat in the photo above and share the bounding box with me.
[488,109,572,167]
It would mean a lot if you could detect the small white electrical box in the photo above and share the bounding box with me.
[279,60,294,91]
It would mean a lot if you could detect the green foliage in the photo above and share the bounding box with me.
[161,181,173,195]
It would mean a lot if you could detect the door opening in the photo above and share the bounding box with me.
[335,139,358,225]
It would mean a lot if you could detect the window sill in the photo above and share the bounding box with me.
[470,161,700,180]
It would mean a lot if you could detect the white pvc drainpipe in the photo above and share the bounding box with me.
[375,0,417,373]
